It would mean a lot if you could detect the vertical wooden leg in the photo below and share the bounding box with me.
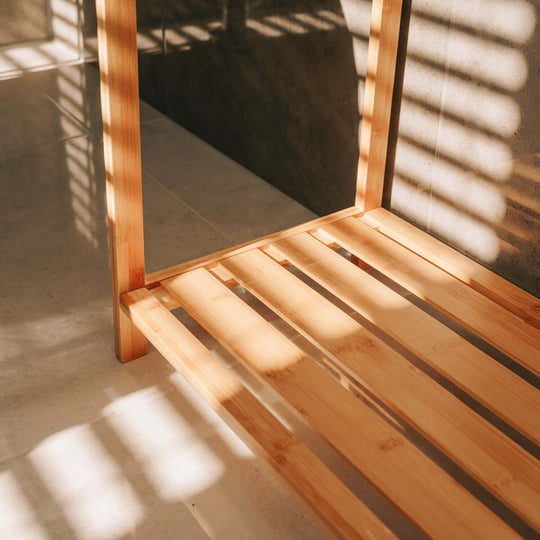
[355,0,403,211]
[96,0,147,362]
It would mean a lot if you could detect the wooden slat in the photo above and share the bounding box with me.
[220,249,540,529]
[96,0,146,362]
[356,0,403,211]
[363,208,540,329]
[145,206,362,287]
[270,233,540,445]
[121,289,392,540]
[162,268,517,539]
[322,217,540,375]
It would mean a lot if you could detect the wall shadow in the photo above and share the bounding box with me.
[133,0,538,295]
[136,0,359,216]
[384,0,539,295]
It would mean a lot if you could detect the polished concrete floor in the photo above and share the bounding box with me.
[0,62,338,539]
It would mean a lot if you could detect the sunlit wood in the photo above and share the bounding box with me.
[162,268,518,539]
[121,288,392,540]
[356,0,403,211]
[96,0,146,361]
[363,208,540,328]
[271,232,540,445]
[220,248,540,528]
[323,217,540,375]
[100,0,540,534]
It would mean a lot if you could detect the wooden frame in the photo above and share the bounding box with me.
[96,0,146,362]
[97,0,540,537]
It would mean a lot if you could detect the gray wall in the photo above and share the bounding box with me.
[2,0,537,295]
[0,0,50,46]
[386,0,540,295]
[133,0,539,295]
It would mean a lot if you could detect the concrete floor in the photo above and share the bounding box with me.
[0,62,337,539]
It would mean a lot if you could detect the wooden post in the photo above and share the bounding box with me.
[96,0,147,362]
[355,0,403,212]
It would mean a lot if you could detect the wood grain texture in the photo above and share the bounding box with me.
[363,208,540,328]
[323,217,540,375]
[220,248,540,529]
[271,232,540,445]
[121,288,392,540]
[145,206,362,287]
[356,0,403,211]
[162,268,517,539]
[96,0,146,362]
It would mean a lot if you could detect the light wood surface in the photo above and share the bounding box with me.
[99,0,539,533]
[363,208,540,328]
[145,206,362,287]
[323,217,540,375]
[356,0,403,211]
[96,0,146,362]
[220,248,540,529]
[121,288,392,540]
[162,268,518,539]
[271,232,540,444]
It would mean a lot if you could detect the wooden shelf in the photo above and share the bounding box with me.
[97,0,539,535]
[121,211,540,538]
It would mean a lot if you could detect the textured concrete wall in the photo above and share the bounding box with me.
[9,0,535,294]
[0,0,50,47]
[386,0,540,295]
[134,0,539,295]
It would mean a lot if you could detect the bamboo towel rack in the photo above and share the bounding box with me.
[96,0,540,537]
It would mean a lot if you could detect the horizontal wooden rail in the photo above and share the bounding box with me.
[161,268,518,539]
[145,206,362,287]
[219,248,540,528]
[322,217,540,376]
[269,232,539,445]
[362,208,540,329]
[121,288,393,539]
